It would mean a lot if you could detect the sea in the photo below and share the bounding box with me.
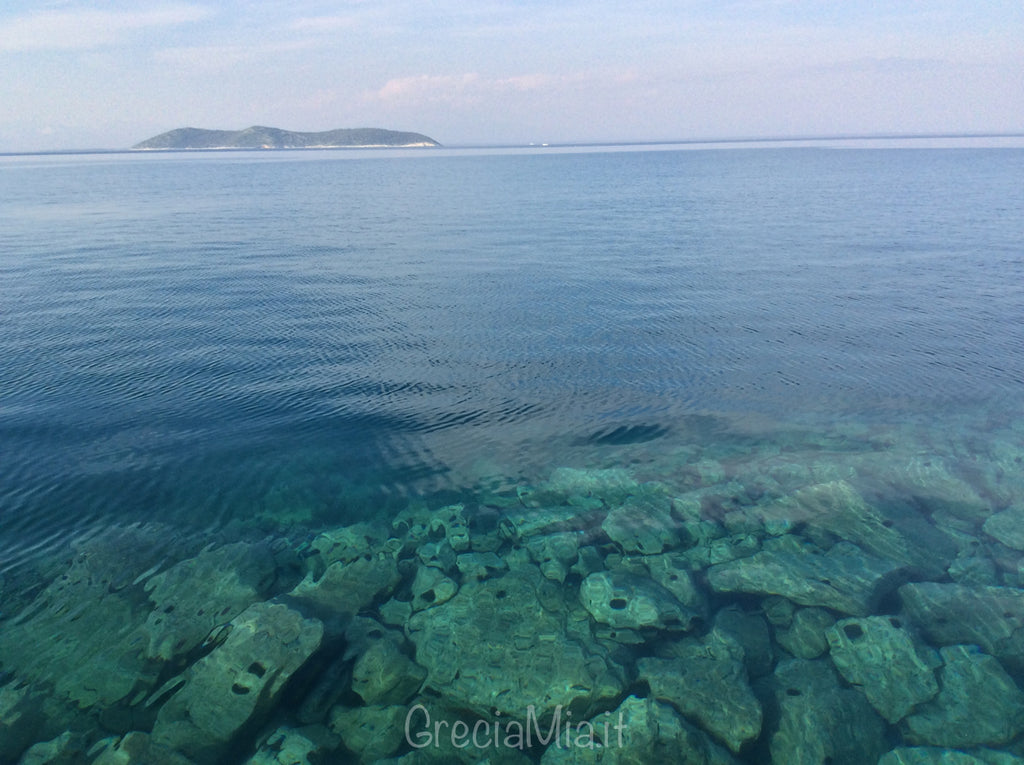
[1,140,1024,762]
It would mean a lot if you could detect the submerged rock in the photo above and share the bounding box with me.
[309,522,397,565]
[151,601,323,763]
[712,607,775,679]
[766,658,888,765]
[643,553,708,615]
[16,731,83,765]
[855,453,991,523]
[527,532,581,583]
[244,725,338,765]
[579,571,696,633]
[539,695,739,764]
[774,606,835,660]
[88,731,192,765]
[602,501,679,555]
[540,467,641,506]
[143,541,276,661]
[983,507,1024,551]
[410,565,458,611]
[289,555,400,616]
[899,582,1024,672]
[0,559,156,712]
[825,616,940,723]
[639,630,762,752]
[407,567,624,719]
[754,480,951,576]
[708,539,906,616]
[455,551,509,581]
[879,746,1024,765]
[350,637,426,706]
[902,644,1024,748]
[328,704,408,762]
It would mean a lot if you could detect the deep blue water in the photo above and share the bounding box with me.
[1,146,1023,566]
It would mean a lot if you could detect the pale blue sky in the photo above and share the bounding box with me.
[1,1,1022,151]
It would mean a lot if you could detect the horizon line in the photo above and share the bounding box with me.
[3,129,1024,157]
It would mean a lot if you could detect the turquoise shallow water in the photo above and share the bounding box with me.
[1,146,1024,763]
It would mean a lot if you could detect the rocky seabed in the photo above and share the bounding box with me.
[3,421,1024,764]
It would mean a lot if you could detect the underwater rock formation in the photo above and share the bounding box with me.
[408,566,624,719]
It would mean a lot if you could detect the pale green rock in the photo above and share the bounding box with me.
[17,731,82,765]
[430,504,472,552]
[947,553,999,585]
[579,571,696,632]
[0,565,154,711]
[751,480,949,576]
[417,540,457,571]
[455,551,509,581]
[639,630,762,752]
[679,533,760,570]
[351,638,426,705]
[856,453,990,522]
[143,541,275,661]
[391,502,471,547]
[310,522,396,566]
[684,458,727,487]
[899,582,1024,672]
[643,552,708,614]
[527,532,581,582]
[903,645,1024,748]
[536,467,641,507]
[708,540,906,616]
[768,658,887,765]
[602,501,678,555]
[539,695,739,764]
[244,726,338,765]
[498,506,600,542]
[407,568,624,718]
[879,747,1024,765]
[825,616,940,722]
[88,732,192,765]
[328,705,408,762]
[151,601,323,763]
[378,597,413,627]
[410,565,458,611]
[774,607,835,659]
[984,507,1024,551]
[289,555,401,615]
[761,596,795,627]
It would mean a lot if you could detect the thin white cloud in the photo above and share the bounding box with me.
[374,72,575,105]
[0,5,211,52]
[288,15,359,33]
[151,39,318,71]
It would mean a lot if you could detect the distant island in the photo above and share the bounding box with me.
[132,126,441,151]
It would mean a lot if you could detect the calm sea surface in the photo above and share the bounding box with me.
[1,146,1023,564]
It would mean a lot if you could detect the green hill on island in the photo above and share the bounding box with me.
[132,126,441,150]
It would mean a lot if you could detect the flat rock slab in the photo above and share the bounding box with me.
[903,644,1024,748]
[152,601,324,763]
[407,568,623,719]
[826,616,940,723]
[899,583,1024,673]
[768,658,888,765]
[540,695,740,765]
[983,507,1024,551]
[638,632,762,752]
[580,571,696,632]
[708,541,906,616]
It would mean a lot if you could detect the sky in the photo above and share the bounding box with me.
[1,1,1022,152]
